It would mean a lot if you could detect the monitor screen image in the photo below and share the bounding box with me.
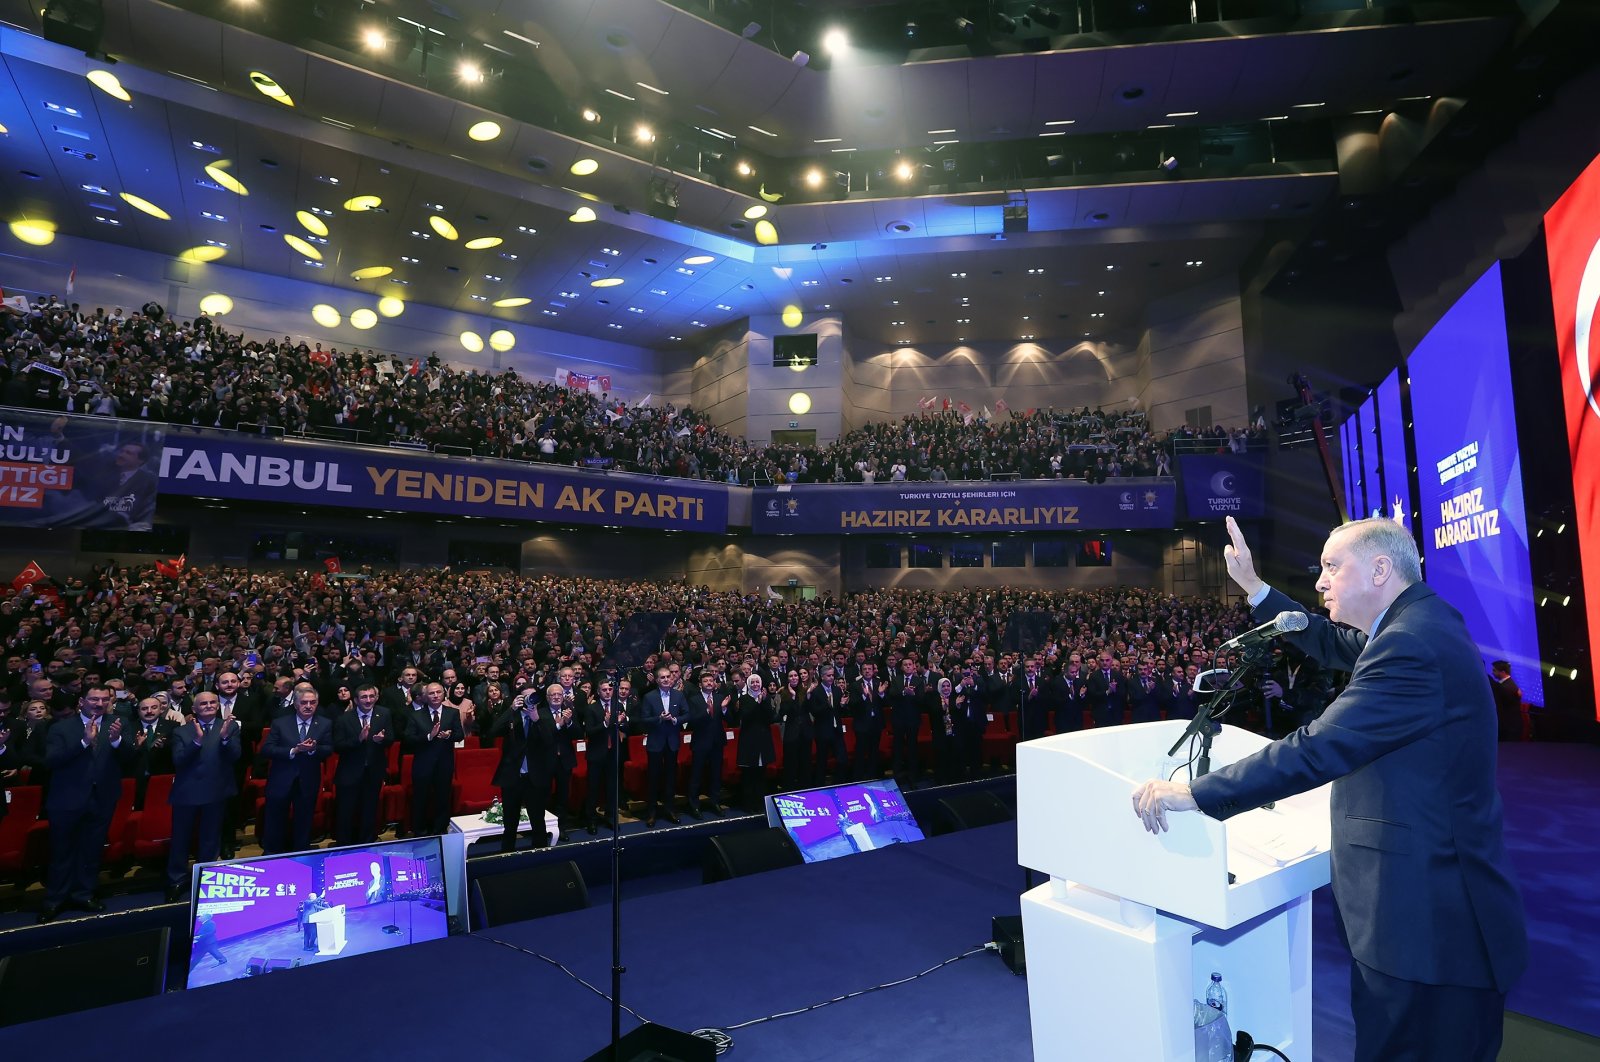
[767,779,925,863]
[186,837,450,989]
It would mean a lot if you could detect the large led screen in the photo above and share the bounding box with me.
[1376,370,1411,527]
[1410,263,1542,705]
[1340,416,1360,518]
[1545,149,1600,717]
[1360,394,1382,519]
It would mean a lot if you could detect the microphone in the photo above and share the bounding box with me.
[1218,611,1308,654]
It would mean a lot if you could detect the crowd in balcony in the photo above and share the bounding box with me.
[1,295,1265,484]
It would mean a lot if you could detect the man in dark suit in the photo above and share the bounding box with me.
[851,662,887,781]
[640,665,686,826]
[1126,660,1164,723]
[684,669,730,818]
[488,685,555,851]
[807,665,848,784]
[1086,652,1125,727]
[548,669,582,830]
[890,658,926,789]
[1135,516,1526,1062]
[126,695,175,809]
[332,684,393,845]
[166,690,242,901]
[213,670,254,858]
[0,721,17,826]
[40,685,134,921]
[581,677,628,833]
[1015,660,1050,740]
[404,682,462,835]
[1057,661,1090,733]
[261,687,333,854]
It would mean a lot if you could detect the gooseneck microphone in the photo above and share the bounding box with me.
[1218,611,1308,654]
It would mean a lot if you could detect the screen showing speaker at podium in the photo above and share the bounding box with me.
[185,837,452,989]
[767,779,925,863]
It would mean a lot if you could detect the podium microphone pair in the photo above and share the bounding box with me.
[1217,611,1308,655]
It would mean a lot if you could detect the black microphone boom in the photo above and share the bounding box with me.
[1218,611,1308,654]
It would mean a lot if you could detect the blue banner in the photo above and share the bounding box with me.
[1178,455,1267,519]
[751,480,1177,534]
[156,426,729,532]
[0,409,163,530]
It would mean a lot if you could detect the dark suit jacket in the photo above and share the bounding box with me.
[806,683,846,738]
[261,715,333,799]
[581,699,629,762]
[852,679,887,734]
[332,706,395,786]
[125,718,177,780]
[685,687,730,749]
[890,674,926,730]
[640,688,687,753]
[735,694,774,769]
[1190,584,1527,992]
[404,705,463,777]
[170,719,243,806]
[489,707,555,787]
[44,714,135,817]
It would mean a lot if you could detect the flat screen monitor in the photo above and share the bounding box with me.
[765,779,925,863]
[185,836,452,989]
[773,333,818,368]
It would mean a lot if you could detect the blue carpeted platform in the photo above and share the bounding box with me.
[2,741,1595,1061]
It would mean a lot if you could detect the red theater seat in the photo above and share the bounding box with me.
[101,778,138,864]
[0,785,43,878]
[129,774,176,863]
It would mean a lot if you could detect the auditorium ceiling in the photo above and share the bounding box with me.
[0,0,1527,348]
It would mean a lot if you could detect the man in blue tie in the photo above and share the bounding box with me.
[332,684,394,845]
[641,666,686,827]
[166,690,241,901]
[261,687,332,854]
[1134,516,1526,1062]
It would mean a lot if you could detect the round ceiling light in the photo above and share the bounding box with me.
[297,210,329,236]
[590,277,624,288]
[743,204,768,220]
[460,331,485,352]
[351,266,393,280]
[570,158,599,176]
[684,255,714,266]
[489,329,515,352]
[464,236,503,250]
[429,215,459,240]
[377,296,405,318]
[310,304,341,328]
[467,120,502,142]
[569,206,597,223]
[86,70,130,102]
[343,194,382,212]
[493,297,531,308]
[349,308,378,329]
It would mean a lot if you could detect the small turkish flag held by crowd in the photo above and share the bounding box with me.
[10,559,48,593]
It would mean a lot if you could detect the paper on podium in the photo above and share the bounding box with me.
[1018,720,1331,930]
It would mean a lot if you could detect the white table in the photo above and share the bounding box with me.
[449,808,561,848]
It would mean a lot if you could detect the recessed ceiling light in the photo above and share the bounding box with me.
[464,236,503,250]
[570,158,599,176]
[748,125,777,137]
[494,297,531,307]
[684,255,714,266]
[351,266,392,280]
[1165,111,1199,118]
[569,206,597,223]
[517,225,538,234]
[636,81,668,95]
[591,277,625,288]
[1044,120,1075,126]
[429,215,459,240]
[467,120,501,141]
[605,88,637,101]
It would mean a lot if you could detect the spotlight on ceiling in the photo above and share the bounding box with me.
[581,108,600,122]
[458,60,484,85]
[893,159,915,182]
[1027,4,1063,29]
[361,27,385,51]
[1159,155,1180,174]
[634,123,655,144]
[735,160,754,177]
[903,20,918,38]
[803,168,824,189]
[822,28,847,54]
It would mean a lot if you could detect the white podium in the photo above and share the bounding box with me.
[310,904,347,956]
[1017,721,1331,1062]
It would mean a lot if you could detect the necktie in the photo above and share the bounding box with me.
[298,720,308,741]
[360,713,370,728]
[431,709,439,727]
[87,718,99,743]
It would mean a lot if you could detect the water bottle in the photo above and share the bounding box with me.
[1205,971,1228,1014]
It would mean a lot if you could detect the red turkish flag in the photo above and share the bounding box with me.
[1545,149,1600,719]
[10,559,47,593]
[323,556,342,574]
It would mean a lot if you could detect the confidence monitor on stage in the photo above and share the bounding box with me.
[766,779,925,863]
[184,836,453,989]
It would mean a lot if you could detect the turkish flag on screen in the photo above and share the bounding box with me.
[1545,150,1600,719]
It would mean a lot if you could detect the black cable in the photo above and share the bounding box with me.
[470,932,653,1025]
[1169,732,1199,780]
[1248,1047,1292,1061]
[717,944,991,1031]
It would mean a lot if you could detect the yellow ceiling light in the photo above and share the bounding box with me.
[343,194,382,212]
[349,308,378,329]
[569,206,597,223]
[684,255,714,266]
[9,219,56,246]
[590,277,624,288]
[467,120,501,142]
[351,265,393,280]
[489,329,515,352]
[377,296,405,318]
[204,162,249,196]
[249,71,294,107]
[429,215,458,240]
[570,158,599,176]
[753,219,779,245]
[178,245,226,264]
[743,203,768,220]
[459,331,485,353]
[284,233,322,260]
[198,293,234,316]
[464,236,503,250]
[297,210,329,236]
[781,305,803,329]
[86,69,130,102]
[788,392,812,415]
[493,297,531,308]
[119,192,171,220]
[310,304,341,328]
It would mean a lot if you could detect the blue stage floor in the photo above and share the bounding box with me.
[2,740,1594,1061]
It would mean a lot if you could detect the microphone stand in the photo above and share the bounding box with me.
[607,665,625,1057]
[1166,646,1272,778]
